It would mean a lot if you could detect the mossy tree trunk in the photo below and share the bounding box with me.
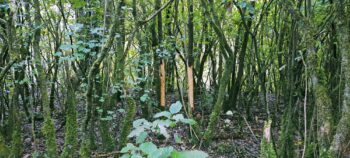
[80,2,121,156]
[98,66,116,152]
[10,87,22,157]
[277,0,305,156]
[151,0,164,108]
[60,73,78,158]
[33,0,58,157]
[202,56,234,145]
[9,16,23,153]
[304,2,334,155]
[0,134,9,157]
[200,0,236,144]
[113,0,126,103]
[133,0,151,119]
[187,0,194,111]
[329,0,350,156]
[118,97,136,149]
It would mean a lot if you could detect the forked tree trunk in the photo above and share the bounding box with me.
[80,3,121,156]
[200,0,235,144]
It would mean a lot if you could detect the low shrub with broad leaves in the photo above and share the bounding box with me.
[120,101,208,158]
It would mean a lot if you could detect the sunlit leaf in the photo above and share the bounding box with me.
[121,143,137,153]
[154,111,172,119]
[139,142,157,155]
[169,101,182,114]
[136,131,148,144]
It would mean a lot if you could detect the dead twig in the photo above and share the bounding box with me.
[92,150,121,158]
[242,115,259,142]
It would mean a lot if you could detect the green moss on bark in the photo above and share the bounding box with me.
[60,83,78,158]
[329,1,350,155]
[9,90,22,158]
[98,72,116,152]
[99,119,116,151]
[203,57,233,145]
[9,128,21,158]
[329,108,350,157]
[0,134,9,158]
[42,119,57,157]
[79,135,92,158]
[118,98,136,149]
[315,85,333,149]
[277,106,295,158]
[33,0,58,156]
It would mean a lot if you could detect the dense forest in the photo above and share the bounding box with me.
[0,0,349,157]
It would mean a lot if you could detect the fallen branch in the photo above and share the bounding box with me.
[91,150,121,158]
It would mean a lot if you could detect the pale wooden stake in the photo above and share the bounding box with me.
[160,60,166,107]
[187,65,194,109]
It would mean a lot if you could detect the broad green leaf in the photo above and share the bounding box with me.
[247,4,255,14]
[169,101,182,114]
[133,119,149,128]
[90,27,104,35]
[180,119,196,125]
[120,143,137,153]
[171,150,208,158]
[118,109,126,113]
[238,1,247,8]
[153,119,172,127]
[149,147,174,158]
[154,111,172,119]
[71,1,86,9]
[128,127,145,138]
[131,154,142,158]
[100,116,113,121]
[172,114,184,122]
[76,40,84,45]
[99,97,105,103]
[139,142,157,155]
[54,52,62,57]
[59,44,72,51]
[97,108,103,113]
[158,125,169,139]
[169,121,177,128]
[140,94,148,102]
[136,131,148,144]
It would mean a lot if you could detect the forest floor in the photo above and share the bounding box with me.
[20,93,281,158]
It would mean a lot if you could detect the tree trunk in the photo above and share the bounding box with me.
[33,0,58,156]
[329,0,350,156]
[187,0,194,110]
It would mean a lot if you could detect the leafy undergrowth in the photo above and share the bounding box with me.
[119,101,207,158]
[19,93,279,157]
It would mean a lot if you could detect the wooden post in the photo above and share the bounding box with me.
[187,65,194,109]
[160,60,166,107]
